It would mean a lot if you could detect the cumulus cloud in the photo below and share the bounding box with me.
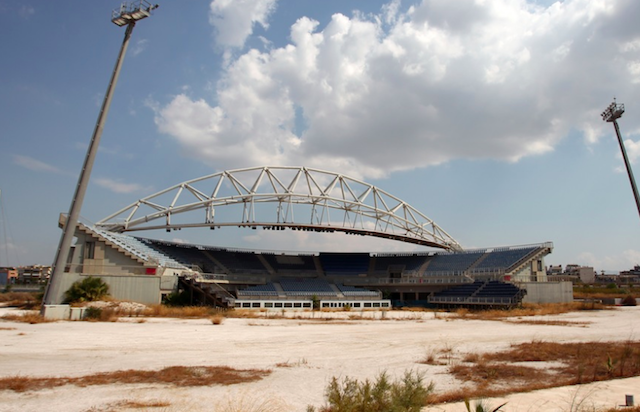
[577,249,640,272]
[625,138,640,164]
[209,0,277,49]
[156,0,640,180]
[94,178,152,194]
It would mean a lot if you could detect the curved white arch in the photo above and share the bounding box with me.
[96,166,463,251]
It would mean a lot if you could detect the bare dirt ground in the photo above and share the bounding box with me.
[0,306,639,412]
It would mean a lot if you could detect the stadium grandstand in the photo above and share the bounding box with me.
[49,166,571,309]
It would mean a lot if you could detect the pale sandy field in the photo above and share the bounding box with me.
[0,306,639,412]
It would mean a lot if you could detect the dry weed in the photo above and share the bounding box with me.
[450,302,608,321]
[214,390,287,412]
[0,292,41,308]
[113,399,171,409]
[142,305,213,318]
[431,339,640,404]
[0,366,271,393]
[210,314,225,325]
[1,312,53,324]
[223,309,262,319]
[503,319,589,327]
[275,358,308,368]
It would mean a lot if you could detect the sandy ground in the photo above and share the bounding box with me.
[0,306,639,412]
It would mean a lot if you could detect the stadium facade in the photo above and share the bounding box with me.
[48,167,572,309]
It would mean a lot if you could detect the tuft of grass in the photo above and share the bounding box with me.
[275,358,308,368]
[465,399,507,412]
[113,399,171,409]
[215,391,287,412]
[210,314,225,325]
[0,366,271,393]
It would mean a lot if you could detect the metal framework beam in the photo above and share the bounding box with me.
[96,166,463,251]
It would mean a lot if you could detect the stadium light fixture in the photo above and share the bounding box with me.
[42,2,159,312]
[111,1,159,26]
[601,99,640,221]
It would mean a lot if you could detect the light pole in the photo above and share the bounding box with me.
[42,1,159,310]
[601,99,640,221]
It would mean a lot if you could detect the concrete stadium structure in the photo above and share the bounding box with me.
[50,166,570,308]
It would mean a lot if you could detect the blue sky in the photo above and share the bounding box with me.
[1,0,639,272]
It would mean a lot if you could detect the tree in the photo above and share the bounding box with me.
[64,276,109,303]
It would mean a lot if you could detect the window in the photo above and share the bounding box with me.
[303,303,311,308]
[364,302,372,307]
[265,302,273,308]
[353,303,361,308]
[85,242,95,259]
[382,302,389,307]
[252,302,260,308]
[242,302,251,308]
[322,303,330,308]
[373,302,380,307]
[294,302,302,308]
[275,302,283,308]
[284,302,293,308]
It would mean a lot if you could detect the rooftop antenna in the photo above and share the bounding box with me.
[42,1,159,312]
[601,99,640,221]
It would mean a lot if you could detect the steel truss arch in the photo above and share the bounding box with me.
[96,166,463,251]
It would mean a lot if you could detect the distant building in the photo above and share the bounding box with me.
[0,267,18,286]
[547,264,595,284]
[617,265,640,284]
[18,265,50,285]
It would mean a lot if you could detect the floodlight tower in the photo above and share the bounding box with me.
[42,1,159,311]
[601,99,640,221]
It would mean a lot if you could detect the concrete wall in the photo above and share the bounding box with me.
[49,272,166,305]
[73,231,148,275]
[521,281,573,304]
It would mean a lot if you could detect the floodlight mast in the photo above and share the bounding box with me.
[601,100,640,221]
[42,2,159,309]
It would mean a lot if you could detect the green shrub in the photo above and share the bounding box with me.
[308,370,433,412]
[64,276,109,303]
[162,290,191,306]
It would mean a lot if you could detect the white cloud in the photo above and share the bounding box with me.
[209,0,277,49]
[576,249,640,272]
[13,155,64,174]
[625,138,640,164]
[156,0,640,181]
[131,39,149,57]
[94,178,152,194]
